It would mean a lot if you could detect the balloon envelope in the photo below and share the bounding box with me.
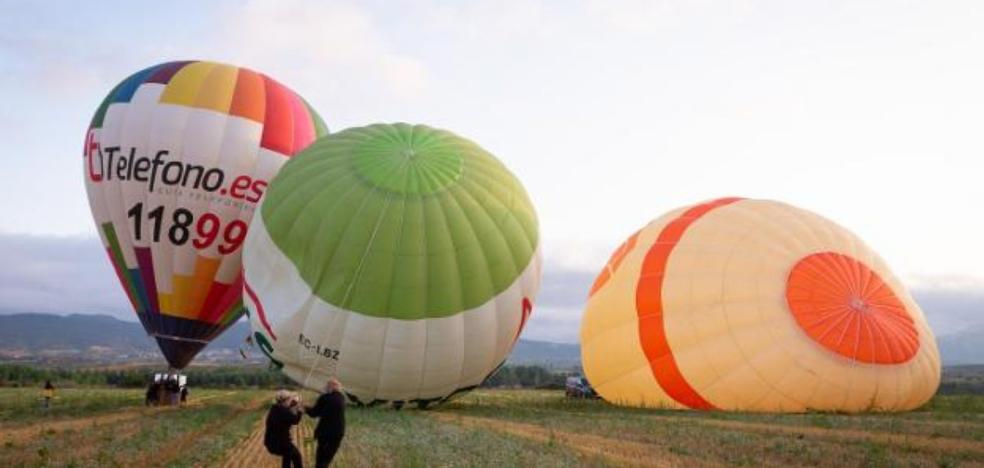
[581,198,940,412]
[243,123,541,406]
[84,60,327,369]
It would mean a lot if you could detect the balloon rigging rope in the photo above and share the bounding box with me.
[301,145,414,390]
[301,189,394,389]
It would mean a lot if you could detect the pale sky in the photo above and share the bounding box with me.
[1,0,982,342]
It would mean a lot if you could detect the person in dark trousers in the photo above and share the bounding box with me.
[145,382,159,406]
[165,376,181,405]
[265,390,303,468]
[42,380,54,409]
[305,378,346,468]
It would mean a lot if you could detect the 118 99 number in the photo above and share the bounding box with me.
[126,202,247,254]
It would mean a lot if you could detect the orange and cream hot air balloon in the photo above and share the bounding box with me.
[581,198,940,412]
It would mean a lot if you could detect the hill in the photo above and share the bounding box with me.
[937,325,984,366]
[0,313,581,368]
[0,313,252,365]
[2,312,977,368]
[507,339,580,368]
[0,313,252,350]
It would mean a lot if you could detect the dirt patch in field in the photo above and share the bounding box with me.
[522,406,983,458]
[2,407,154,444]
[430,413,718,467]
[145,394,267,467]
[0,413,149,467]
[221,418,277,468]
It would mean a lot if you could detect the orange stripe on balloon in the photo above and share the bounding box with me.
[589,230,640,297]
[229,68,265,123]
[786,252,918,364]
[186,256,221,319]
[636,197,743,410]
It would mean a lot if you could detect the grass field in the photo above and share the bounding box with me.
[1,388,981,467]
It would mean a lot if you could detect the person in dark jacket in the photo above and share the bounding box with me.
[42,380,55,409]
[145,381,159,406]
[265,390,303,468]
[305,378,346,468]
[165,377,181,406]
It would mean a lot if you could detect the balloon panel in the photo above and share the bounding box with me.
[84,60,327,368]
[243,124,541,404]
[581,198,940,412]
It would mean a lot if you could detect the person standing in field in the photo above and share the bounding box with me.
[265,390,303,468]
[305,378,346,468]
[146,381,160,406]
[41,380,54,409]
[165,377,181,406]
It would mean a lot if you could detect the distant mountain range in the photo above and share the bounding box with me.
[0,313,978,367]
[937,324,984,366]
[0,313,582,369]
[0,313,250,353]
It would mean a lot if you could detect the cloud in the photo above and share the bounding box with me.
[207,0,428,106]
[0,233,131,320]
[0,1,428,129]
[425,1,552,43]
[583,0,757,36]
[521,306,581,343]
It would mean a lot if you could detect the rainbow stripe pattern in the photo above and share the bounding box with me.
[85,60,327,369]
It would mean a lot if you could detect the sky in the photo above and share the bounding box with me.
[0,0,982,343]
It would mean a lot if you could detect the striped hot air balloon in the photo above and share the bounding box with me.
[84,60,327,369]
[243,123,541,407]
[581,198,940,412]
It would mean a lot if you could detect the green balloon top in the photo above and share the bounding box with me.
[350,127,464,195]
[260,123,539,320]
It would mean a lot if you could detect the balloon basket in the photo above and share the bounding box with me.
[147,371,188,407]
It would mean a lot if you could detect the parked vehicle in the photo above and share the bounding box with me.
[565,376,597,398]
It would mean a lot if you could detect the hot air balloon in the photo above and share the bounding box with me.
[243,123,541,407]
[84,60,327,369]
[581,198,940,412]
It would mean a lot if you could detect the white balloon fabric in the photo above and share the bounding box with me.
[243,124,541,407]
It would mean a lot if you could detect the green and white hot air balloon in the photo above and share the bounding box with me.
[243,123,541,407]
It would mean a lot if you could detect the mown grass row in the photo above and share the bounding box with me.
[0,388,146,425]
[313,395,605,467]
[431,390,984,467]
[448,390,984,439]
[0,389,266,467]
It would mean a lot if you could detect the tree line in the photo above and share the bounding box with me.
[0,363,573,389]
[0,364,293,388]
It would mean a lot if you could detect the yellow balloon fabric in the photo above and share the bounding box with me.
[581,198,940,412]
